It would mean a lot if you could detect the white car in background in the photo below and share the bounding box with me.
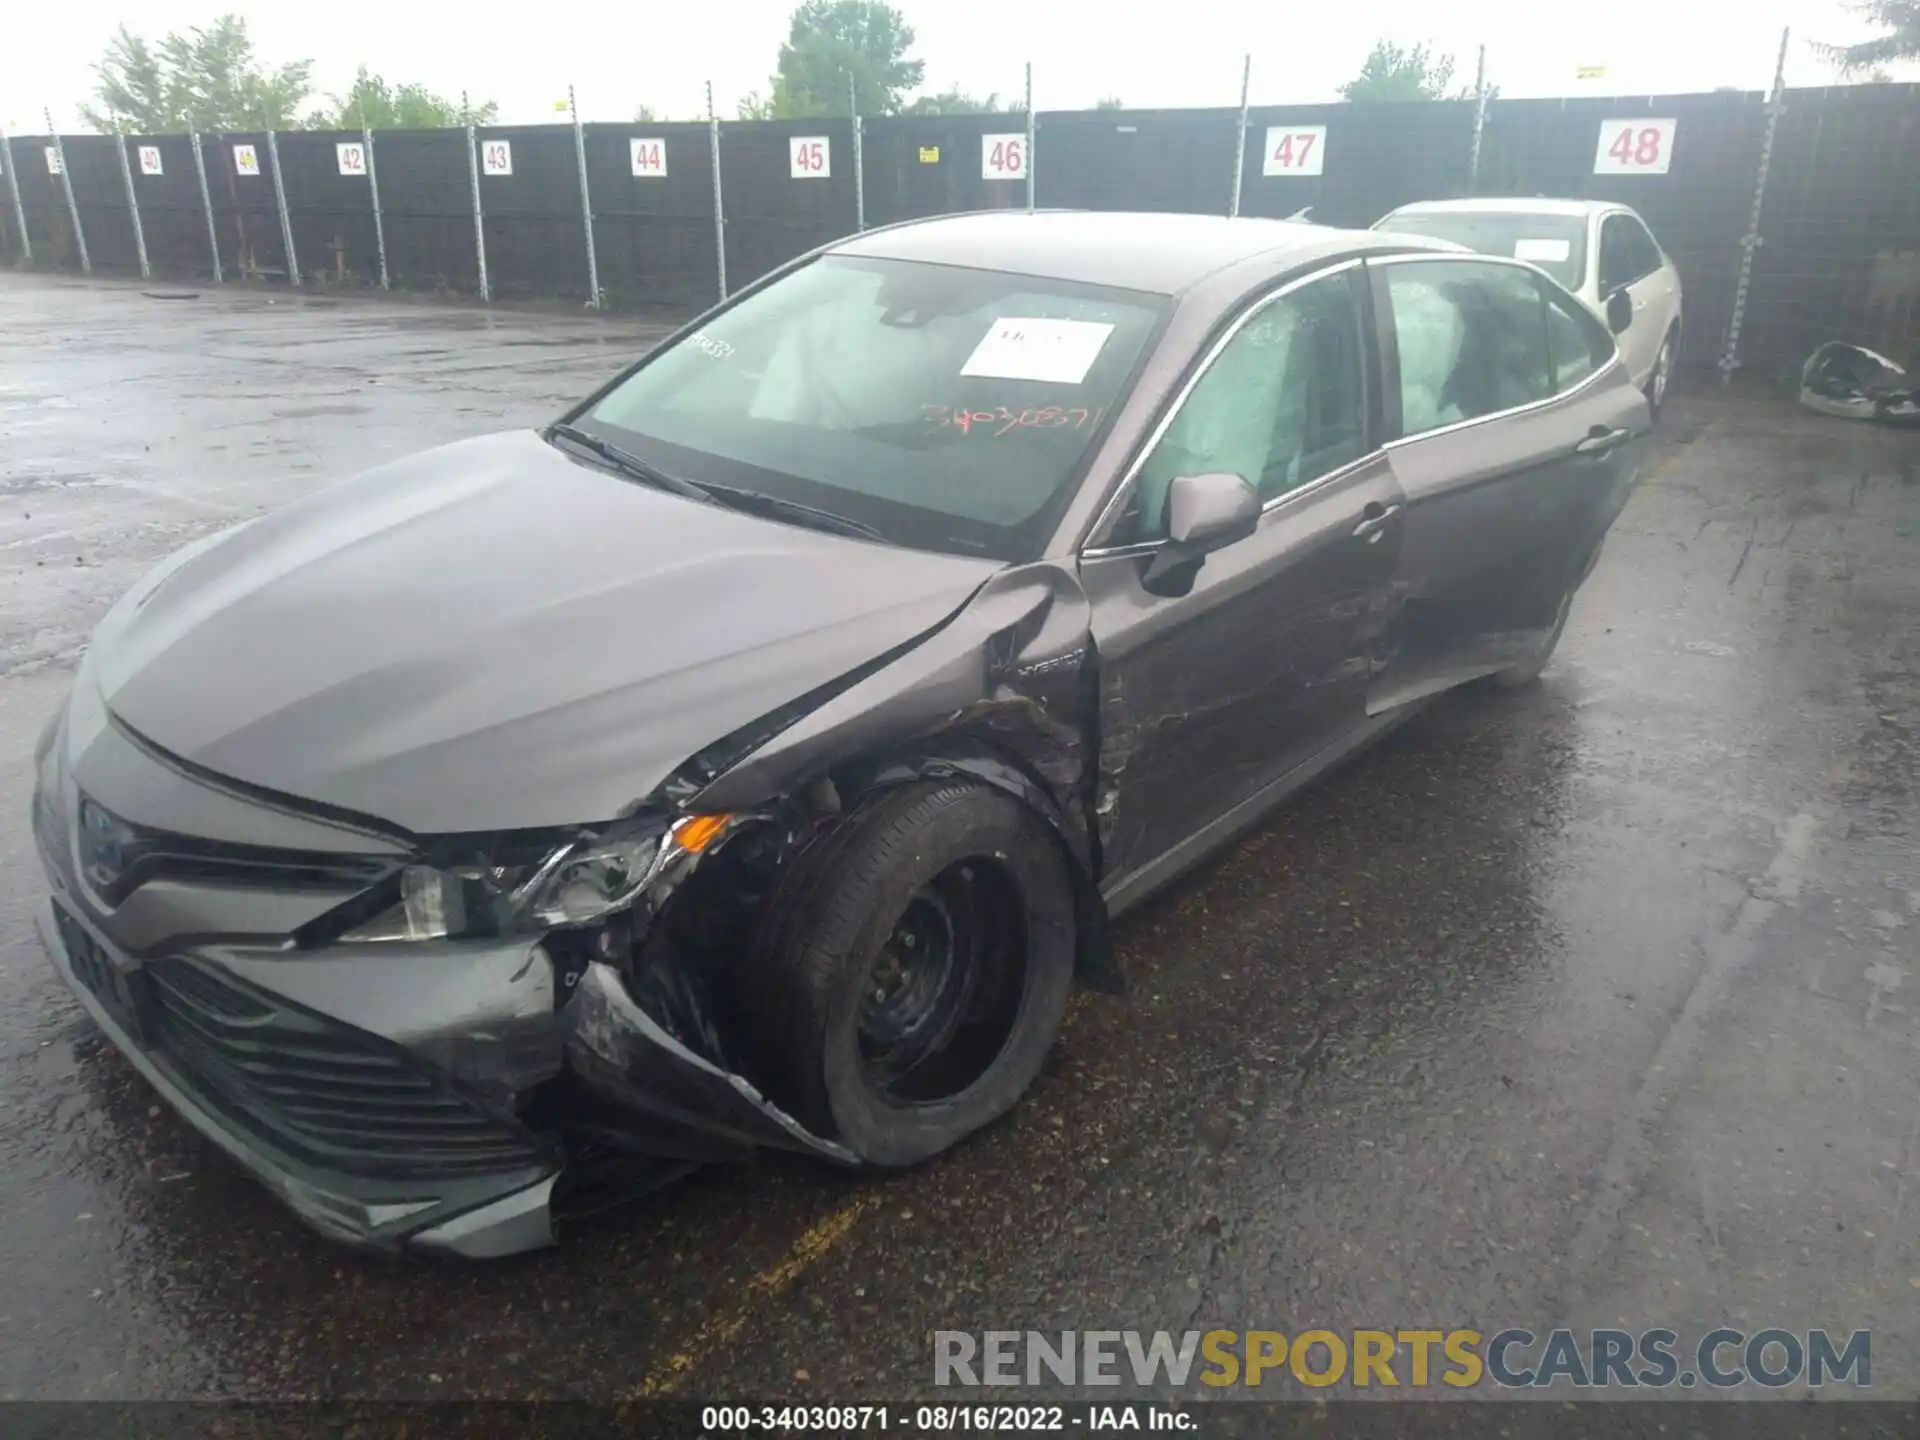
[1373,198,1683,418]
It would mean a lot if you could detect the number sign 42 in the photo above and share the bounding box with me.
[1594,118,1676,175]
[1262,125,1326,177]
[982,134,1026,180]
[336,142,367,176]
[789,136,830,177]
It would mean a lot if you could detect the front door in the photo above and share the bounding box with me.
[1082,265,1403,902]
[1596,212,1673,389]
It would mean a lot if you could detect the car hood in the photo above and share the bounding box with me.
[89,431,1001,834]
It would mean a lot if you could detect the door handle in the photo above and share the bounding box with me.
[1574,425,1631,458]
[1352,501,1401,538]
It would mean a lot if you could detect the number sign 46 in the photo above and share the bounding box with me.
[1594,118,1676,175]
[1262,125,1326,177]
[789,136,830,177]
[982,134,1026,180]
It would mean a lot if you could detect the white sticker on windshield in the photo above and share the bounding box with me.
[961,317,1115,386]
[1514,237,1572,263]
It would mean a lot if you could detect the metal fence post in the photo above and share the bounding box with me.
[1720,27,1791,388]
[707,81,727,301]
[570,86,601,307]
[467,121,491,302]
[364,125,389,290]
[114,126,151,279]
[850,73,865,234]
[1228,55,1251,218]
[265,130,300,284]
[45,111,89,275]
[0,123,31,265]
[191,130,223,282]
[1024,64,1036,212]
[1468,46,1490,194]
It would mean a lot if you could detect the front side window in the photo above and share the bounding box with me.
[1373,209,1588,292]
[580,255,1166,560]
[1383,260,1553,437]
[1597,215,1657,293]
[1623,215,1665,278]
[1111,271,1367,545]
[1542,280,1617,391]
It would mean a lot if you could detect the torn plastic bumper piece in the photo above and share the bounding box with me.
[559,962,856,1166]
[1799,341,1920,424]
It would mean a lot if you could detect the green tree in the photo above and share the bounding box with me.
[633,103,660,122]
[901,86,1004,115]
[1094,96,1126,110]
[310,67,495,129]
[1339,40,1475,102]
[84,15,312,132]
[753,0,925,118]
[1816,1,1920,73]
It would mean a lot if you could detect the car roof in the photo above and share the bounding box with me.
[832,210,1457,295]
[1383,197,1622,220]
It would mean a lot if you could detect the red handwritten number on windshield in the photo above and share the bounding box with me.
[795,141,825,172]
[1271,132,1316,169]
[1607,126,1663,167]
[924,404,1101,436]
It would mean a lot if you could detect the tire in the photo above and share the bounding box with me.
[735,780,1075,1167]
[1489,585,1574,689]
[1645,329,1676,422]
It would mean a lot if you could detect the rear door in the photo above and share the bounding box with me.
[1364,254,1644,710]
[1081,263,1404,904]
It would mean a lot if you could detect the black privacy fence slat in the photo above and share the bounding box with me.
[9,84,1920,376]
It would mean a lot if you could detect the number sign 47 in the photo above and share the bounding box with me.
[1594,118,1676,175]
[1262,125,1326,177]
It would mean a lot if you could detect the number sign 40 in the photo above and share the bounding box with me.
[137,145,163,176]
[1262,125,1326,177]
[1594,118,1676,175]
[982,134,1026,180]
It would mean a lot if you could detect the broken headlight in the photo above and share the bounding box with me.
[339,814,732,943]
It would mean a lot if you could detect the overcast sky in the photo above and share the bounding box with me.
[1,0,1909,133]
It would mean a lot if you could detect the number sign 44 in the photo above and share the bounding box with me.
[1262,125,1326,177]
[1594,118,1676,175]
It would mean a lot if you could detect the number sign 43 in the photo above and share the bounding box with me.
[1262,125,1326,177]
[1594,118,1676,175]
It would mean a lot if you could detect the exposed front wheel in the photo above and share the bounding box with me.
[1646,331,1676,421]
[736,781,1075,1167]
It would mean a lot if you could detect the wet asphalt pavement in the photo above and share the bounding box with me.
[1,273,1916,1402]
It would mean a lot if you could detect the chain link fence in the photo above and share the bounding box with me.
[6,70,1920,379]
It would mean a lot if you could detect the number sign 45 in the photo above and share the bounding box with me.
[789,136,830,177]
[1594,118,1676,175]
[1262,125,1326,177]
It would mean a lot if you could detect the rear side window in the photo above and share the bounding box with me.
[1542,281,1616,391]
[1380,260,1552,438]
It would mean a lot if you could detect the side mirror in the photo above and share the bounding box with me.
[1142,472,1260,596]
[1604,288,1633,335]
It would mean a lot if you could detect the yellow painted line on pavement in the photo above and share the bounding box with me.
[629,1191,878,1397]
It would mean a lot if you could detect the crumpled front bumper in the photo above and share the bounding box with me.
[33,690,850,1258]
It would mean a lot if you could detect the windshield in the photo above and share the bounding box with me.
[576,255,1167,561]
[1375,210,1589,291]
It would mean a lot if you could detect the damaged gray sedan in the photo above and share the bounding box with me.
[32,212,1650,1257]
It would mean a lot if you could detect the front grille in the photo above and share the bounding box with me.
[142,954,545,1180]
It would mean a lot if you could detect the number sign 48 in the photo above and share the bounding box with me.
[982,134,1027,180]
[789,136,830,177]
[1594,118,1676,175]
[1262,125,1327,177]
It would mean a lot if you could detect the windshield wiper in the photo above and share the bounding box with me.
[696,484,888,543]
[546,422,716,504]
